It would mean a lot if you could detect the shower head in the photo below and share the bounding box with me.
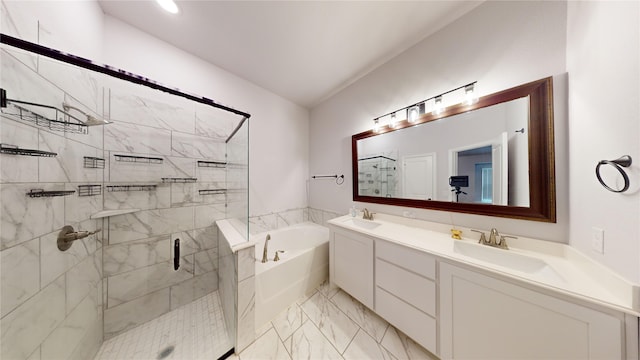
[62,102,112,126]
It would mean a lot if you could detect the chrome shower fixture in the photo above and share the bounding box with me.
[62,102,112,126]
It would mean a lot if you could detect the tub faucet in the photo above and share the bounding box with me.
[261,234,271,263]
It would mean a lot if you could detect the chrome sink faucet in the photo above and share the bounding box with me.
[261,234,271,263]
[471,228,517,250]
[362,208,375,220]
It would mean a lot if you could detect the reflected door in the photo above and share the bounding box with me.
[491,132,508,205]
[402,153,435,200]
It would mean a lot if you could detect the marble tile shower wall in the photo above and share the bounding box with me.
[1,49,104,360]
[101,77,235,339]
[1,46,241,359]
[248,207,342,234]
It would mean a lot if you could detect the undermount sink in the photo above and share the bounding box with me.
[341,217,382,230]
[453,241,564,282]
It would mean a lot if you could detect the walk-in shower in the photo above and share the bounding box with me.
[0,34,249,360]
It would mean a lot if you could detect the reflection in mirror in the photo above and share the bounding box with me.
[357,97,529,206]
[352,77,555,222]
[357,153,398,198]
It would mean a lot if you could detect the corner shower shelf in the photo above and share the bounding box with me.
[106,184,157,192]
[0,89,89,134]
[161,177,197,183]
[78,184,102,197]
[90,208,141,219]
[197,160,227,168]
[114,154,163,164]
[199,189,227,195]
[0,144,57,157]
[84,156,105,169]
[27,189,75,198]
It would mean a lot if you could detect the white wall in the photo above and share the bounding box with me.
[1,0,104,60]
[2,1,310,219]
[566,1,640,282]
[102,16,309,218]
[309,1,568,242]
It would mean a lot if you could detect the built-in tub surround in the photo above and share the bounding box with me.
[253,222,330,330]
[217,219,332,354]
[329,212,640,314]
[246,207,341,235]
[216,219,254,353]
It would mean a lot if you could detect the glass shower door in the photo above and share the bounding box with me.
[1,38,247,360]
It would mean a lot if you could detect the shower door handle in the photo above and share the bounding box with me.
[174,239,180,270]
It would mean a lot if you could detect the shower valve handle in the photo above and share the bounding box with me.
[57,226,101,251]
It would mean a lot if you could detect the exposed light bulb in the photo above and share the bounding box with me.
[408,106,419,123]
[433,96,444,115]
[373,118,381,133]
[464,83,478,105]
[156,0,180,14]
[389,113,398,128]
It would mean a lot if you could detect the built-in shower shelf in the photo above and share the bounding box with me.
[78,184,102,197]
[84,156,105,169]
[199,189,227,195]
[0,90,89,134]
[106,184,157,192]
[0,143,57,157]
[27,189,75,198]
[197,160,227,168]
[114,154,163,164]
[162,177,197,183]
[90,208,141,219]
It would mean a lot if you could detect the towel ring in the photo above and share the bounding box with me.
[596,155,632,193]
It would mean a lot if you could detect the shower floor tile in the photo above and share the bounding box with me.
[94,290,232,360]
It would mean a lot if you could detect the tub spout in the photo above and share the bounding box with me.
[261,234,271,263]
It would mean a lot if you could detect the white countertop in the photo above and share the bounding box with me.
[328,213,640,316]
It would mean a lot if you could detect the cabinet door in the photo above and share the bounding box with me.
[440,263,624,359]
[332,230,374,308]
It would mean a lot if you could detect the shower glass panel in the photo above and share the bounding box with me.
[0,40,247,360]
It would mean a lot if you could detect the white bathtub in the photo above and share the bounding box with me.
[253,222,329,329]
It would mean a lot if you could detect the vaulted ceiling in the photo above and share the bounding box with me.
[99,1,482,108]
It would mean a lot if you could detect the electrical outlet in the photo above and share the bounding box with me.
[591,227,604,254]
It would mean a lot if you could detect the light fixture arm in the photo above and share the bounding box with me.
[372,81,477,131]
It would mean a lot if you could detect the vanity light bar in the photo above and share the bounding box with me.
[372,81,477,132]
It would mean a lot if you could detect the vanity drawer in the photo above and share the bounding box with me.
[376,258,436,316]
[376,240,436,279]
[376,286,437,353]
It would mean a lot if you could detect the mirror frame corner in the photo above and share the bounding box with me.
[352,76,556,223]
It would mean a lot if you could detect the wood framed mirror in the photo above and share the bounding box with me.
[352,77,555,222]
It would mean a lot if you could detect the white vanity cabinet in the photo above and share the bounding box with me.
[330,228,374,308]
[439,262,628,359]
[329,216,639,360]
[375,240,438,353]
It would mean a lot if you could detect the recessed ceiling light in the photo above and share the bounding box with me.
[156,0,180,14]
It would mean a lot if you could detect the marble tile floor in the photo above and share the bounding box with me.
[234,281,438,360]
[93,290,232,360]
